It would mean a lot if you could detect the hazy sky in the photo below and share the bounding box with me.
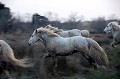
[1,0,120,21]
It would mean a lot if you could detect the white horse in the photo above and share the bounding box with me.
[28,27,108,73]
[0,40,33,68]
[45,25,92,67]
[104,21,120,48]
[45,24,90,37]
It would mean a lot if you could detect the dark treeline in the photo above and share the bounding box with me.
[0,3,120,34]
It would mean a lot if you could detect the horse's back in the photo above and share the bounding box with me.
[59,29,81,37]
[47,36,88,54]
[72,36,88,46]
[49,36,88,48]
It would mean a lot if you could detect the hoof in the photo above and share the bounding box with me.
[110,44,116,48]
[92,63,100,70]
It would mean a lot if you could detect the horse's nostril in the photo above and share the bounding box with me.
[28,43,31,46]
[103,31,106,34]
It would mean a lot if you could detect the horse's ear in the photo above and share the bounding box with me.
[45,25,48,28]
[108,23,113,27]
[109,23,112,26]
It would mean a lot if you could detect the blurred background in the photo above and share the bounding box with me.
[0,0,120,79]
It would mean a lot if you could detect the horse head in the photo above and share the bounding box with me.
[104,21,119,33]
[104,21,120,33]
[28,27,59,46]
[28,29,42,46]
[104,22,112,33]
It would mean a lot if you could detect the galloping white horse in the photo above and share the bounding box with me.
[104,21,120,47]
[45,24,90,37]
[0,40,33,68]
[28,27,108,73]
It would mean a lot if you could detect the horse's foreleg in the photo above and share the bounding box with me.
[41,53,50,58]
[0,45,2,55]
[110,41,118,48]
[52,56,58,75]
[37,53,49,79]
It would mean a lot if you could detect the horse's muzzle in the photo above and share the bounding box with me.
[103,31,106,34]
[28,43,31,46]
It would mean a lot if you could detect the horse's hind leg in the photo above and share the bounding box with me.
[87,56,99,70]
[80,52,99,70]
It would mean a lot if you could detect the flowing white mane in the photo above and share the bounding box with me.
[45,24,58,30]
[110,21,120,29]
[36,27,60,37]
[45,24,63,32]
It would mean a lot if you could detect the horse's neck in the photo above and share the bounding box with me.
[40,34,49,44]
[54,30,62,33]
[111,28,116,35]
[111,27,120,38]
[41,34,56,45]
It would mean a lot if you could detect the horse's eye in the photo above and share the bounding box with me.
[38,38,40,41]
[110,23,112,26]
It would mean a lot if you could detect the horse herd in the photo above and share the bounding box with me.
[0,21,120,76]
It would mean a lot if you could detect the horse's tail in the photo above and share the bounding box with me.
[1,41,33,68]
[4,51,33,68]
[86,38,109,66]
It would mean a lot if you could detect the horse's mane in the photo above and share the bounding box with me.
[45,24,63,32]
[111,21,120,29]
[45,24,58,29]
[37,27,60,37]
